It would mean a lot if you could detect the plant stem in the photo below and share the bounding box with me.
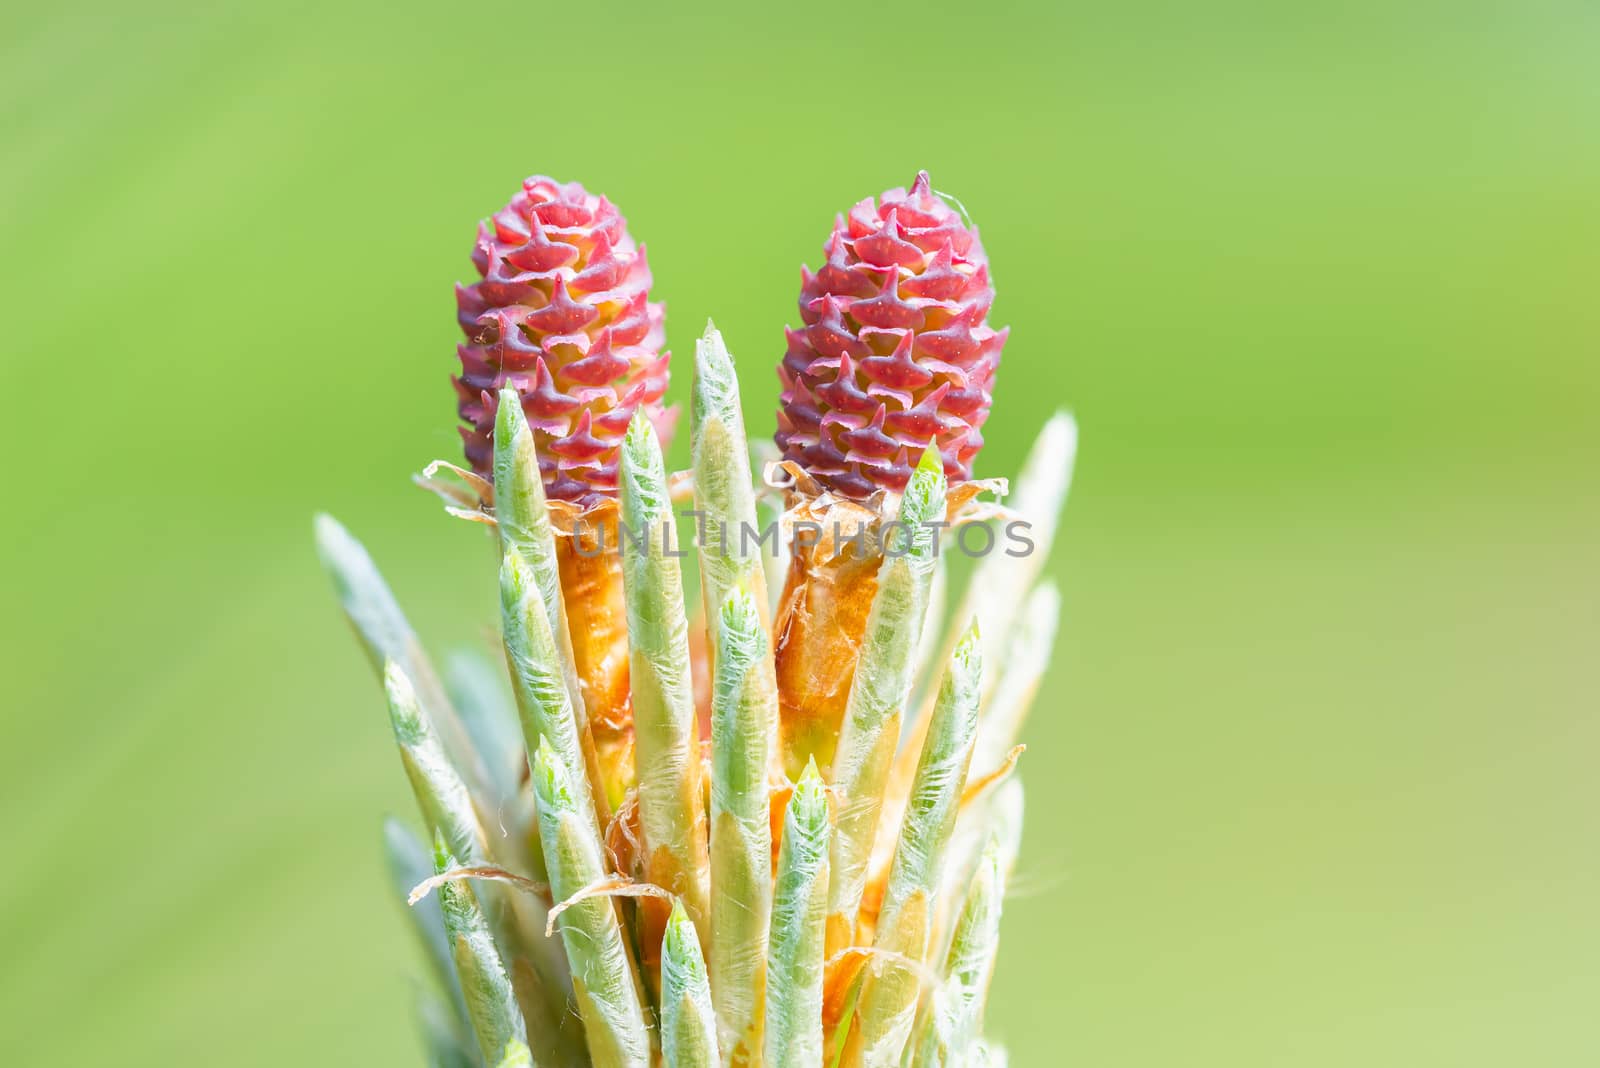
[618,413,712,948]
[765,760,831,1068]
[661,900,720,1067]
[846,625,982,1067]
[531,740,652,1068]
[824,449,945,956]
[709,586,777,1063]
[433,833,528,1067]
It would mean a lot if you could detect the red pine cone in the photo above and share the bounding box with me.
[775,171,1006,499]
[455,176,671,505]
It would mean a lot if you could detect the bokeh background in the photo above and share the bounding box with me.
[3,1,1597,1063]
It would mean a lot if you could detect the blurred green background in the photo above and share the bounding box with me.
[3,0,1596,1063]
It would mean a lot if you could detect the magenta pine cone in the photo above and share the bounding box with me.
[454,176,672,505]
[775,171,1006,499]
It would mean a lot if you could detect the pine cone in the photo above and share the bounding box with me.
[455,176,672,505]
[776,171,1006,499]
